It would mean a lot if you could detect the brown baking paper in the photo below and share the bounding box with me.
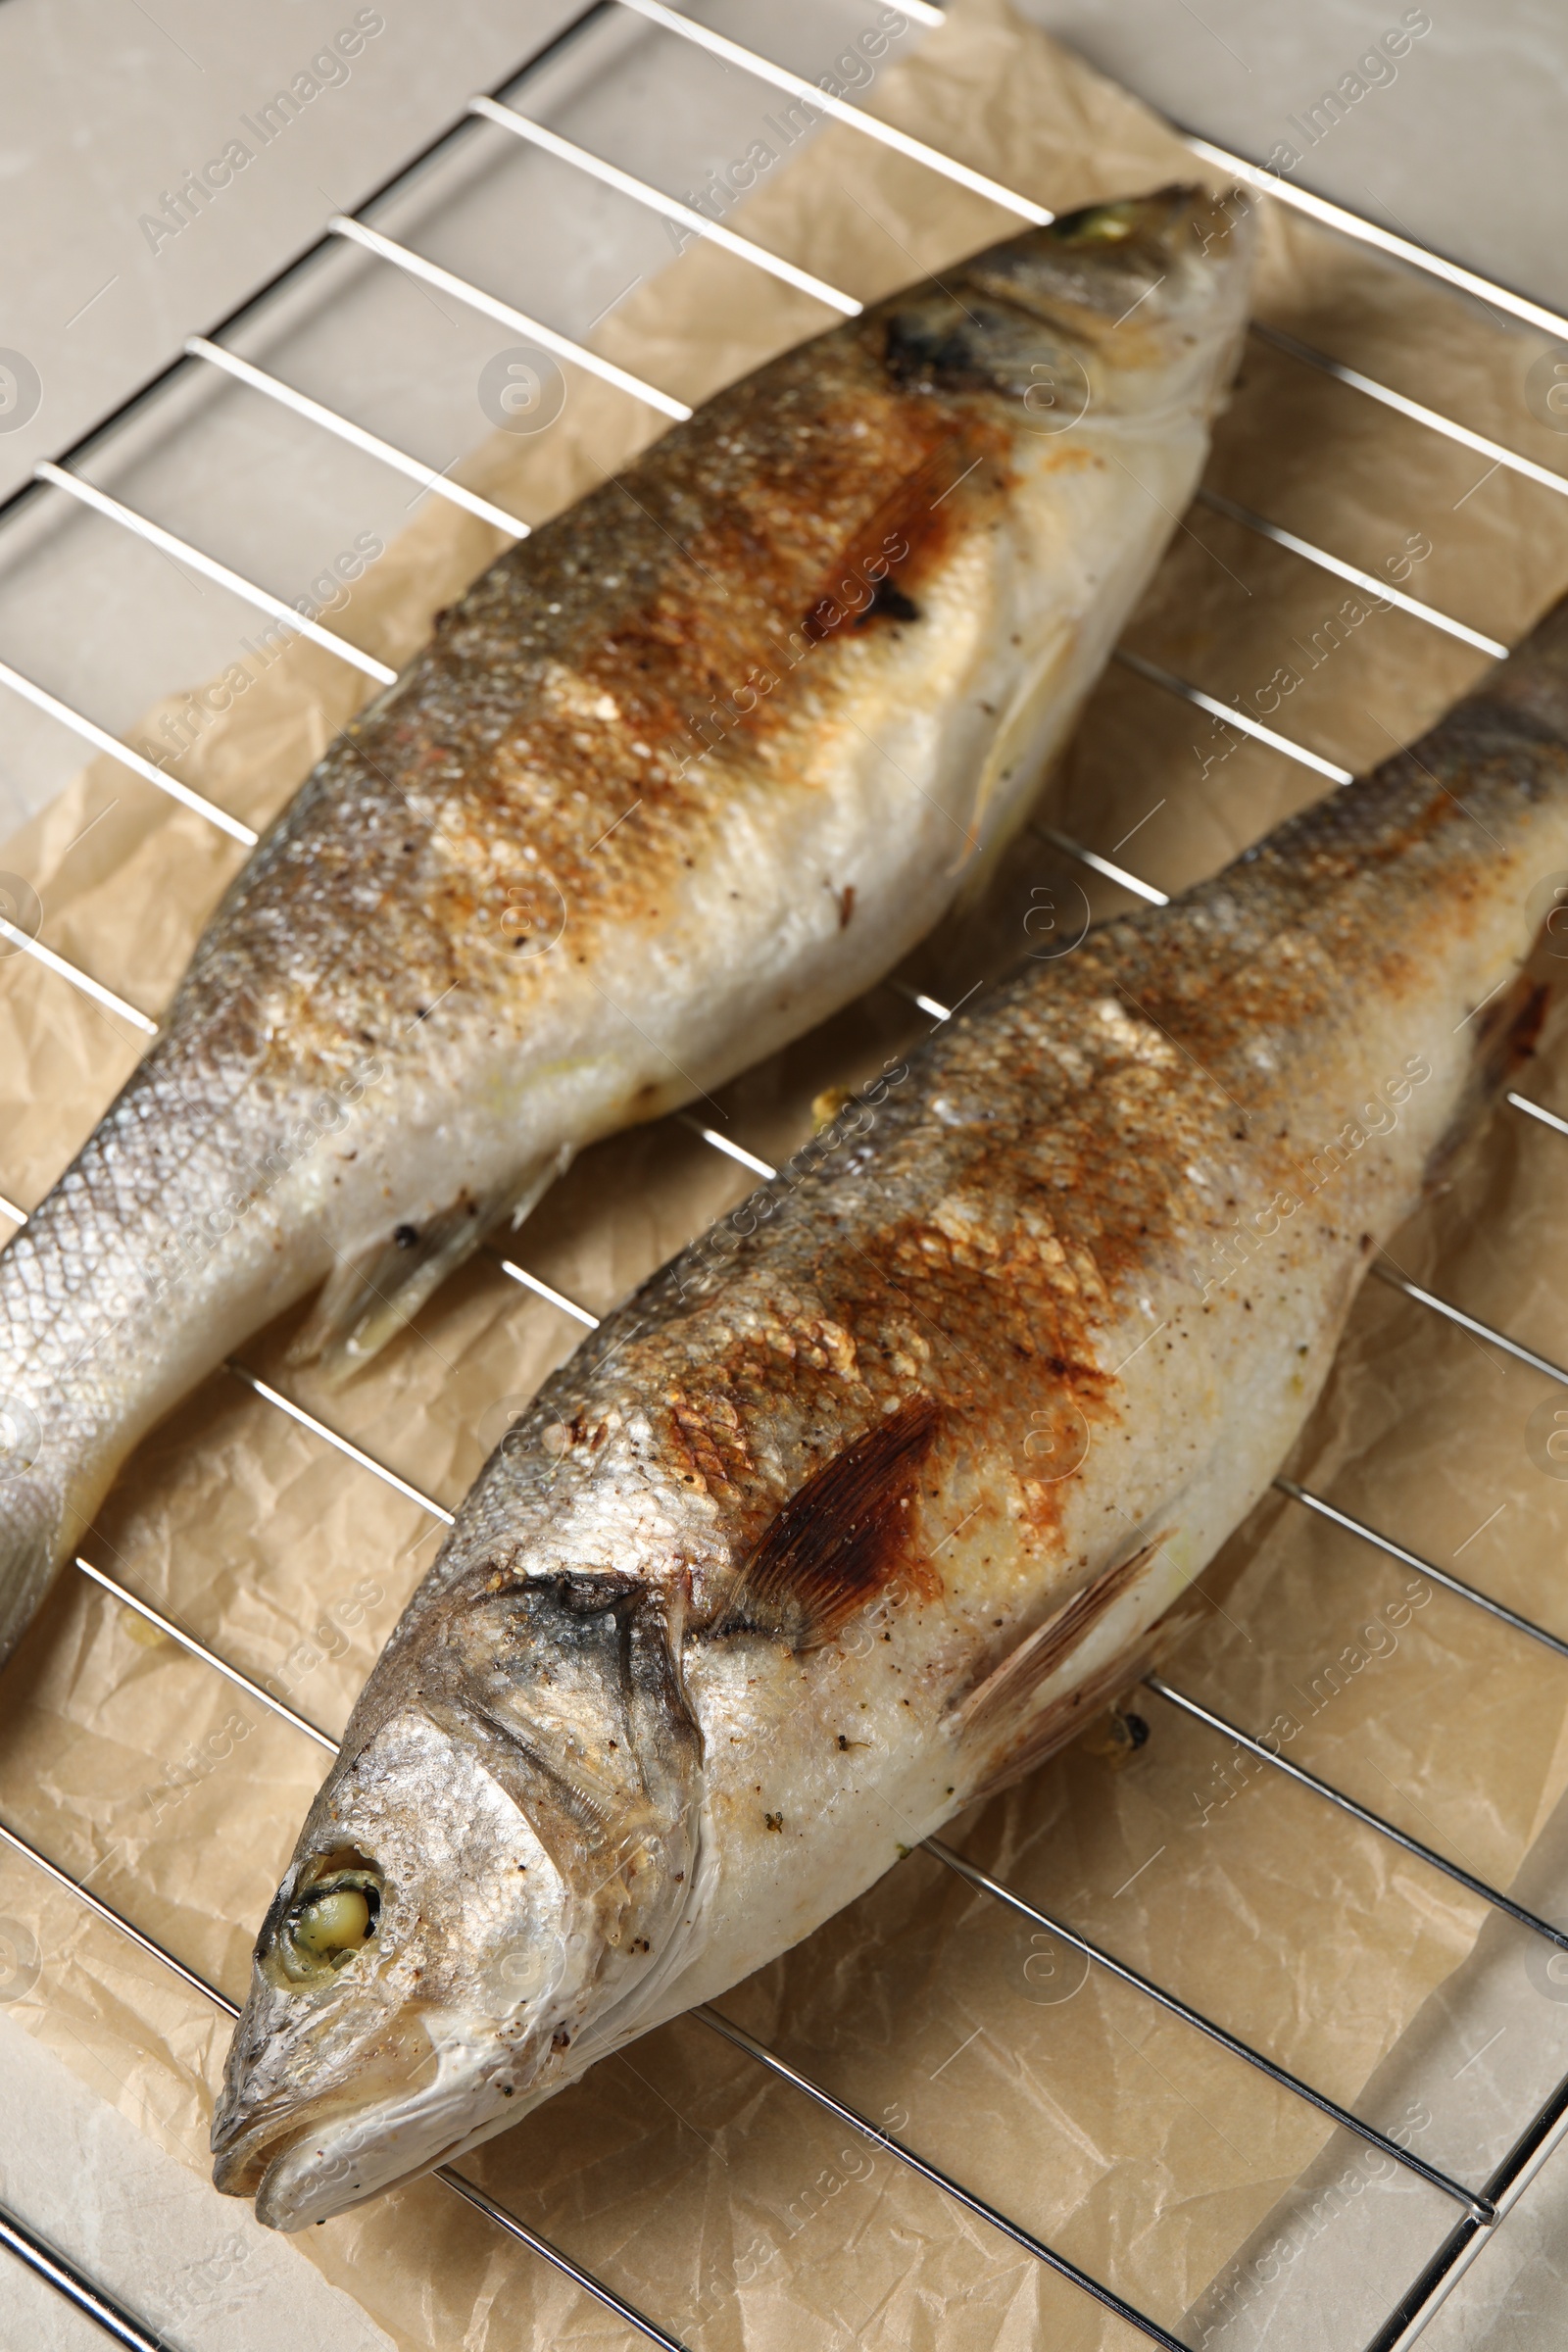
[6,4,1568,2345]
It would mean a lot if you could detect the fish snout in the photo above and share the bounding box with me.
[211,1980,467,2223]
[962,183,1252,333]
[950,183,1255,433]
[215,2011,525,2230]
[1158,181,1257,290]
[1056,183,1257,332]
[209,2001,357,2202]
[210,1975,335,2196]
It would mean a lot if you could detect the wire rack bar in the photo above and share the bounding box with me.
[431,2168,693,2352]
[0,1192,25,1227]
[1193,487,1508,659]
[1179,132,1568,345]
[924,1838,1487,2214]
[1114,647,1357,784]
[0,913,158,1036]
[1250,320,1568,503]
[0,654,257,846]
[1032,822,1170,906]
[496,1256,601,1326]
[1509,1088,1568,1140]
[0,1808,223,2007]
[691,2000,1188,2351]
[74,1554,335,1747]
[0,2194,170,2352]
[0,1807,693,2352]
[223,1361,455,1523]
[326,217,692,422]
[1373,1264,1568,1387]
[468,99,861,316]
[1371,2212,1492,2352]
[889,979,958,1021]
[616,0,1049,226]
[678,1116,777,1178]
[186,338,529,539]
[1144,1674,1568,1951]
[1367,2065,1568,2352]
[35,464,398,687]
[1276,1479,1568,1663]
[74,1558,341,1751]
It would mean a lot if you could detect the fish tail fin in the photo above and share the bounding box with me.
[288,1147,573,1385]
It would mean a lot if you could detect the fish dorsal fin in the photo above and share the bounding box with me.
[716,1395,942,1652]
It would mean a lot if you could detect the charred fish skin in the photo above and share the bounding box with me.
[216,593,1568,2230]
[0,187,1255,1665]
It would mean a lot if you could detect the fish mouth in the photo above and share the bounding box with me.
[214,2058,517,2230]
[212,2108,313,2206]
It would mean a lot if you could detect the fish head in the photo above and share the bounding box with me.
[210,1707,580,2227]
[922,181,1257,422]
[212,1570,702,2229]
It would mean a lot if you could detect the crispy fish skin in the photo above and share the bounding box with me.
[215,592,1568,2230]
[0,187,1254,1663]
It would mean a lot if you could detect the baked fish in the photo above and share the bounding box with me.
[0,185,1253,1663]
[213,587,1568,2228]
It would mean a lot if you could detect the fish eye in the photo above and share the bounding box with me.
[1052,202,1140,245]
[295,1886,373,1956]
[272,1867,383,1985]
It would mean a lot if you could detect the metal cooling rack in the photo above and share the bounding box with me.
[2,5,1568,2346]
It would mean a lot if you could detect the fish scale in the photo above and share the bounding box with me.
[0,186,1255,1668]
[213,586,1568,2230]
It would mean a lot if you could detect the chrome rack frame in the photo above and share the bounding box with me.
[2,7,1567,2348]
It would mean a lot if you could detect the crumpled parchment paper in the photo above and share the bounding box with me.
[5,4,1568,2346]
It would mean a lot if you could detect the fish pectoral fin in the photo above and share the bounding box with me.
[712,1395,943,1651]
[288,1147,573,1383]
[1425,969,1547,1187]
[950,620,1077,905]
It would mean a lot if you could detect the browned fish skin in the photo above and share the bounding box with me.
[214,594,1568,2230]
[0,188,1255,1660]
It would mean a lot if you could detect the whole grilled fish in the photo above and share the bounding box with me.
[213,589,1568,2228]
[0,187,1253,1664]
